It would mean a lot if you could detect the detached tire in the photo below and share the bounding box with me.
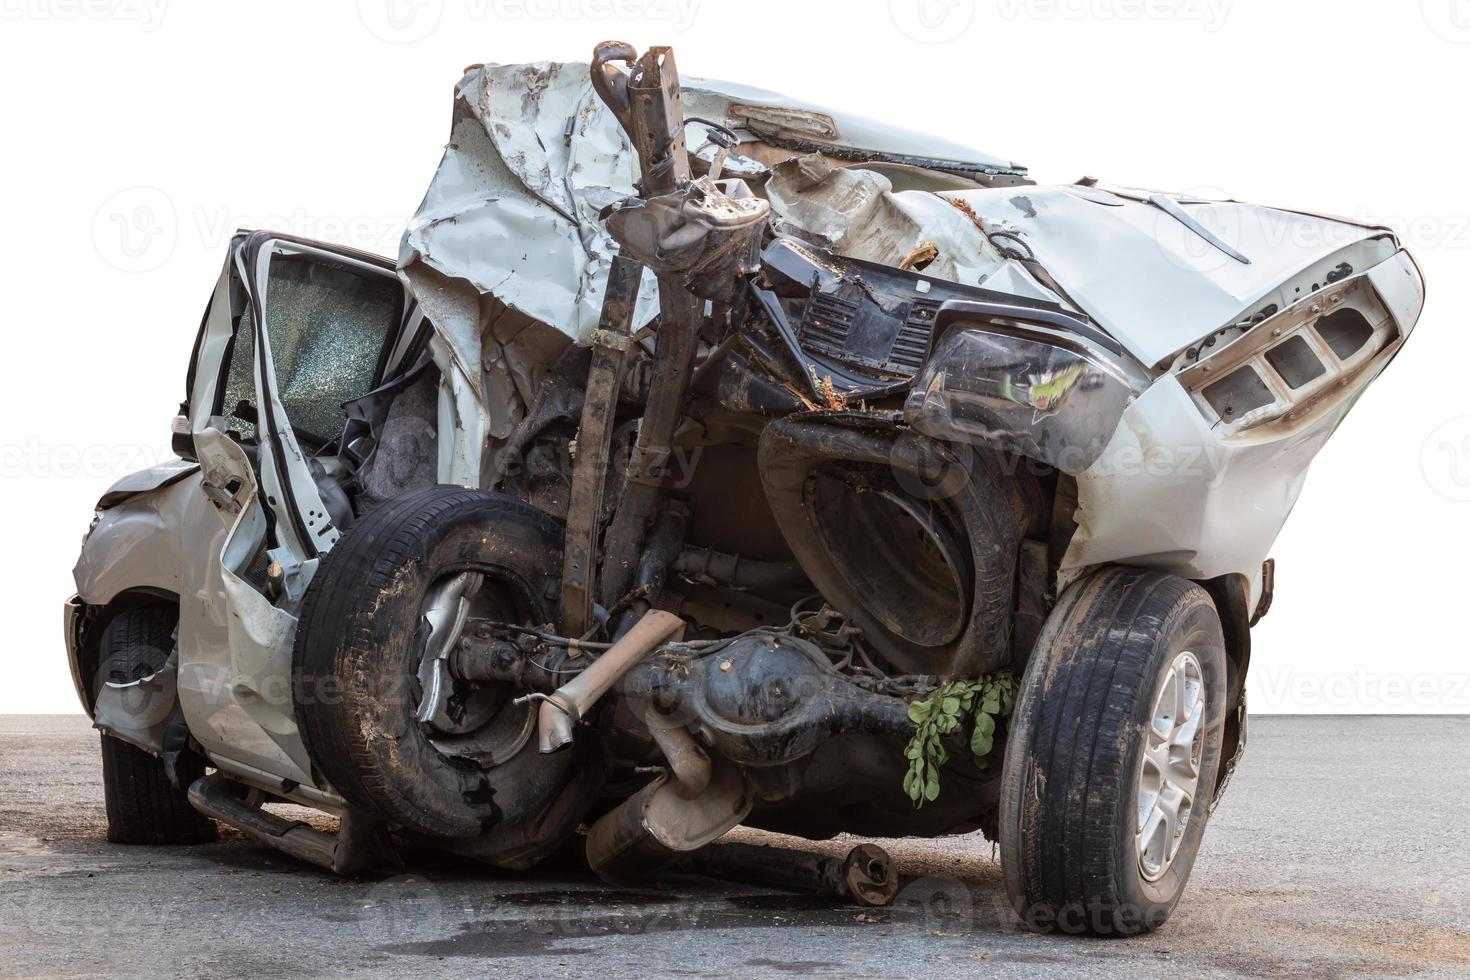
[97,607,217,846]
[998,567,1226,935]
[293,486,565,839]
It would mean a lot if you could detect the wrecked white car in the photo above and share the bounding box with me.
[65,43,1422,934]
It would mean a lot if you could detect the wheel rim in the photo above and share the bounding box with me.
[412,571,535,766]
[1136,650,1206,882]
[414,571,488,734]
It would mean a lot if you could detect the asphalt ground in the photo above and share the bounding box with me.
[2,714,1468,978]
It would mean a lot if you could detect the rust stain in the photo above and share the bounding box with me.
[808,366,848,410]
[898,240,939,272]
[945,196,989,244]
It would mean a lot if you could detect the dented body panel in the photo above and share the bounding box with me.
[1061,248,1422,611]
[937,186,1396,368]
[73,473,201,608]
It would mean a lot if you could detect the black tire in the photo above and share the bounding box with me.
[292,486,567,840]
[998,566,1226,936]
[97,608,217,846]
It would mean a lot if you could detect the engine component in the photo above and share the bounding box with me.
[683,841,898,907]
[611,504,689,640]
[585,722,753,884]
[758,416,1037,676]
[534,609,686,753]
[672,545,809,592]
[602,176,769,301]
[623,633,913,767]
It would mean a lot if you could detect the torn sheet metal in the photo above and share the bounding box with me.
[1058,248,1423,611]
[398,60,1028,368]
[402,62,1023,352]
[399,61,655,467]
[765,170,1397,370]
[760,154,1065,307]
[398,61,1029,481]
[95,459,199,510]
[93,655,178,756]
[400,59,1400,491]
[765,153,913,261]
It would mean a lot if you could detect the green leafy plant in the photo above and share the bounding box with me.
[903,672,1016,806]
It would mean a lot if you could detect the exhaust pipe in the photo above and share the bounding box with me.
[535,609,684,752]
[683,842,899,907]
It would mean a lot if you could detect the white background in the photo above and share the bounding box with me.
[1,0,1465,714]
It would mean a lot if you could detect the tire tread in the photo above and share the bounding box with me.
[98,607,217,846]
[292,485,563,836]
[999,566,1224,934]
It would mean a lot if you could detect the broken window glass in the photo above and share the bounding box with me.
[221,304,257,441]
[261,256,401,447]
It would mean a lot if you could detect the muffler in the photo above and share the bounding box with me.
[585,721,753,884]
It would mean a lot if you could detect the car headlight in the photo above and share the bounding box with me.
[904,307,1138,475]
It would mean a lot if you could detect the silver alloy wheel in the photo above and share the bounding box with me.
[1136,650,1206,882]
[414,571,537,764]
[414,571,487,734]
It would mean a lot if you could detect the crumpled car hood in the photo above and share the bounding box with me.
[941,185,1394,366]
[398,59,1397,423]
[397,60,1024,431]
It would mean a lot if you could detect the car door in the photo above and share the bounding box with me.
[177,231,423,793]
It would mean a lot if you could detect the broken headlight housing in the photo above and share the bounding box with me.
[904,302,1139,475]
[1175,274,1402,437]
